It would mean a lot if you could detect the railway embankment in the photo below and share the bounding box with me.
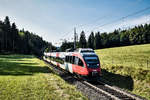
[101,66,150,100]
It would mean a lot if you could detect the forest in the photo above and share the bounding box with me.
[61,23,150,51]
[0,16,55,56]
[1,16,150,53]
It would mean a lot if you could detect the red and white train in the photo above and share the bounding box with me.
[43,48,101,79]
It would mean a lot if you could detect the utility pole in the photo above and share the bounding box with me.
[74,27,76,50]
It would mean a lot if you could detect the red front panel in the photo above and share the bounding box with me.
[88,67,101,73]
[72,64,89,75]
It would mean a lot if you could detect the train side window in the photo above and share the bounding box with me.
[66,56,67,62]
[68,56,71,63]
[68,56,70,63]
[70,56,72,64]
[72,56,75,64]
[66,56,69,62]
[74,56,84,67]
[65,56,67,62]
[71,56,74,64]
[74,56,78,65]
[69,56,72,63]
[65,56,68,62]
[78,58,84,67]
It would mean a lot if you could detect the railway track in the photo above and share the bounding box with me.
[96,80,144,100]
[86,80,146,100]
[43,59,146,100]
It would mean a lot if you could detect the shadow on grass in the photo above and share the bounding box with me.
[101,69,133,91]
[0,57,52,76]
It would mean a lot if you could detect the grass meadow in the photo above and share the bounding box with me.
[95,44,150,100]
[96,44,150,69]
[0,55,87,100]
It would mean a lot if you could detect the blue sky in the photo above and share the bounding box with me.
[0,0,150,46]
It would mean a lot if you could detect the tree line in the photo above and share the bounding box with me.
[0,16,55,56]
[61,23,150,51]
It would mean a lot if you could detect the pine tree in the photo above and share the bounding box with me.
[94,32,101,49]
[11,23,19,52]
[3,16,11,51]
[88,32,95,49]
[143,24,150,43]
[0,20,4,52]
[79,31,87,48]
[120,30,130,46]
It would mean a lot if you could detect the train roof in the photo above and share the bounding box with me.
[75,48,94,53]
[44,48,97,58]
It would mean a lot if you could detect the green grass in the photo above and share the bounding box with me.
[96,44,150,69]
[95,44,150,100]
[0,55,87,100]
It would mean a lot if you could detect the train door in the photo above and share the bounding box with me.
[74,56,88,75]
[68,56,73,73]
[65,56,73,73]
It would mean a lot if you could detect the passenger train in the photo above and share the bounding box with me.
[43,48,101,79]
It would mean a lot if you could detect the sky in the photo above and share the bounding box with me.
[0,0,150,46]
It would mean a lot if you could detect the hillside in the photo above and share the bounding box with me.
[95,44,150,99]
[96,44,150,69]
[0,55,87,100]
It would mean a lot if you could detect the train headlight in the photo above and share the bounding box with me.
[97,64,99,66]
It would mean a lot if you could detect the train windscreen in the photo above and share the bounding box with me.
[83,56,100,68]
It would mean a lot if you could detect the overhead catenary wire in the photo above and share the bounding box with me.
[92,6,150,31]
[58,6,150,45]
[60,15,109,40]
[77,15,109,28]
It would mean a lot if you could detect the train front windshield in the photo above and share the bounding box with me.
[83,56,100,68]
